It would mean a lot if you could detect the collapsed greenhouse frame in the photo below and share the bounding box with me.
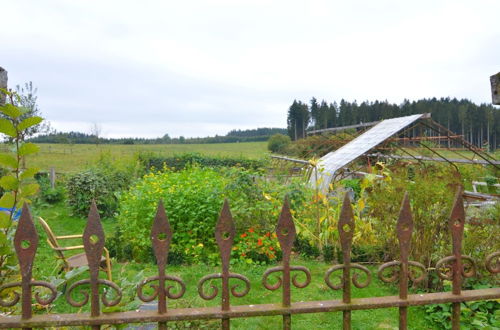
[271,113,499,198]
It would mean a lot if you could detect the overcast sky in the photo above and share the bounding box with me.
[1,0,499,138]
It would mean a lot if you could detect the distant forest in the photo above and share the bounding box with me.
[29,127,287,145]
[287,98,500,150]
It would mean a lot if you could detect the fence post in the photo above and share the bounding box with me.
[262,197,311,330]
[197,200,250,330]
[65,202,122,330]
[0,67,7,106]
[491,72,500,105]
[377,193,426,330]
[137,201,186,330]
[50,167,56,189]
[325,193,371,330]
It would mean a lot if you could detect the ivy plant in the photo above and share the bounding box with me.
[0,88,43,283]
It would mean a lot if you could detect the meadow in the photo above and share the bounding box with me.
[13,142,269,173]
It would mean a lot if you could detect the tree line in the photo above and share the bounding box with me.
[287,97,500,150]
[28,127,287,145]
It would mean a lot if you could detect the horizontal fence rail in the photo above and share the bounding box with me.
[0,189,499,330]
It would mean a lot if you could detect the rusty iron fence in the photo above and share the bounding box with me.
[0,190,499,329]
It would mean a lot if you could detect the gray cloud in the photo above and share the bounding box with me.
[1,0,499,138]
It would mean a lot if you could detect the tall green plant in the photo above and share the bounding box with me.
[0,89,42,283]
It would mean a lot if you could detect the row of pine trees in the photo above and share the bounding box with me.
[287,98,500,150]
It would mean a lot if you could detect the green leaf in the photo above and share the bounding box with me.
[19,183,39,198]
[0,119,17,138]
[18,116,43,131]
[0,232,7,245]
[16,197,32,208]
[0,175,19,190]
[0,154,17,168]
[0,192,15,208]
[18,143,40,156]
[0,88,12,97]
[0,104,22,119]
[0,212,11,228]
[20,167,40,180]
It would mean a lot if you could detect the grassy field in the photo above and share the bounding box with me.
[14,142,269,174]
[30,202,434,330]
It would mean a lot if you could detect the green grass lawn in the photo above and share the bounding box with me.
[11,142,269,174]
[29,202,435,330]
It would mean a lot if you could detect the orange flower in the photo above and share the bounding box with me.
[269,246,274,251]
[265,232,270,237]
[257,238,263,246]
[248,228,255,233]
[241,253,246,257]
[240,233,247,238]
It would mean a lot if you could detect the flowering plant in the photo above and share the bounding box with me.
[232,228,281,264]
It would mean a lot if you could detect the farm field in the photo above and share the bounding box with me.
[15,142,269,173]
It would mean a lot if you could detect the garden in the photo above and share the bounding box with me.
[0,97,499,329]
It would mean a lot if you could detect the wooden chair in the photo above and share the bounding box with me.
[37,217,112,281]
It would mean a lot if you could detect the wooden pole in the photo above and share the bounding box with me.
[0,67,7,106]
[50,167,56,189]
[491,72,500,105]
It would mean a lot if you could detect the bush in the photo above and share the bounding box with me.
[366,163,461,277]
[267,134,291,153]
[66,168,130,217]
[37,175,65,204]
[294,235,321,259]
[115,166,311,264]
[117,166,228,263]
[139,152,266,172]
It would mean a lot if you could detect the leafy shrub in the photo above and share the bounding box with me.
[139,152,266,172]
[282,132,354,158]
[425,282,500,328]
[116,166,311,264]
[0,91,43,283]
[341,178,361,199]
[117,166,228,262]
[366,163,460,266]
[294,235,320,259]
[37,175,65,204]
[267,134,291,153]
[463,203,500,275]
[66,168,130,217]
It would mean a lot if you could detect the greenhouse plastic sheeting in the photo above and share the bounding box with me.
[310,114,424,194]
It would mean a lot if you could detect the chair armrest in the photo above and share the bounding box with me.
[53,245,85,251]
[56,234,83,239]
